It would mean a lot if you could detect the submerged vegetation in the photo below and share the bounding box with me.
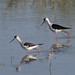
[7,0,75,9]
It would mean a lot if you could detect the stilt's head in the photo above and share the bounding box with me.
[41,17,51,26]
[9,35,20,43]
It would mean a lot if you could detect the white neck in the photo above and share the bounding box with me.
[46,19,52,26]
[16,37,23,44]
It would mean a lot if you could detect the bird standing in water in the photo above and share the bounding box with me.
[10,35,43,54]
[41,17,71,43]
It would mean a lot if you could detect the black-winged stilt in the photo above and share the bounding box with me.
[41,17,71,43]
[10,35,43,54]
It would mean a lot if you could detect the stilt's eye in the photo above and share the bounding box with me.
[14,36,17,38]
[43,18,46,21]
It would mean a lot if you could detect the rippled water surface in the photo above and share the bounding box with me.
[0,0,75,75]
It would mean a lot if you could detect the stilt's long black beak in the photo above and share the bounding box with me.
[9,39,15,43]
[40,21,45,26]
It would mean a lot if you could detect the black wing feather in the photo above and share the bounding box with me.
[52,24,71,30]
[24,42,36,47]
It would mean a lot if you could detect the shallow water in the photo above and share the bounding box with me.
[0,0,75,75]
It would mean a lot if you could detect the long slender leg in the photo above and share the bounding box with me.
[62,31,70,42]
[34,48,40,53]
[56,32,58,44]
[27,50,29,55]
[33,52,40,57]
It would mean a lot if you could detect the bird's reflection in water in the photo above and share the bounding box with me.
[47,43,70,75]
[50,43,70,53]
[52,43,66,49]
[16,53,39,72]
[48,49,53,75]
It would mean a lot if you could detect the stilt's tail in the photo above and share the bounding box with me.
[38,44,43,45]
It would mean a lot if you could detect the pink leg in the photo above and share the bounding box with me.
[34,48,40,53]
[56,32,58,44]
[27,50,29,55]
[62,31,70,42]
